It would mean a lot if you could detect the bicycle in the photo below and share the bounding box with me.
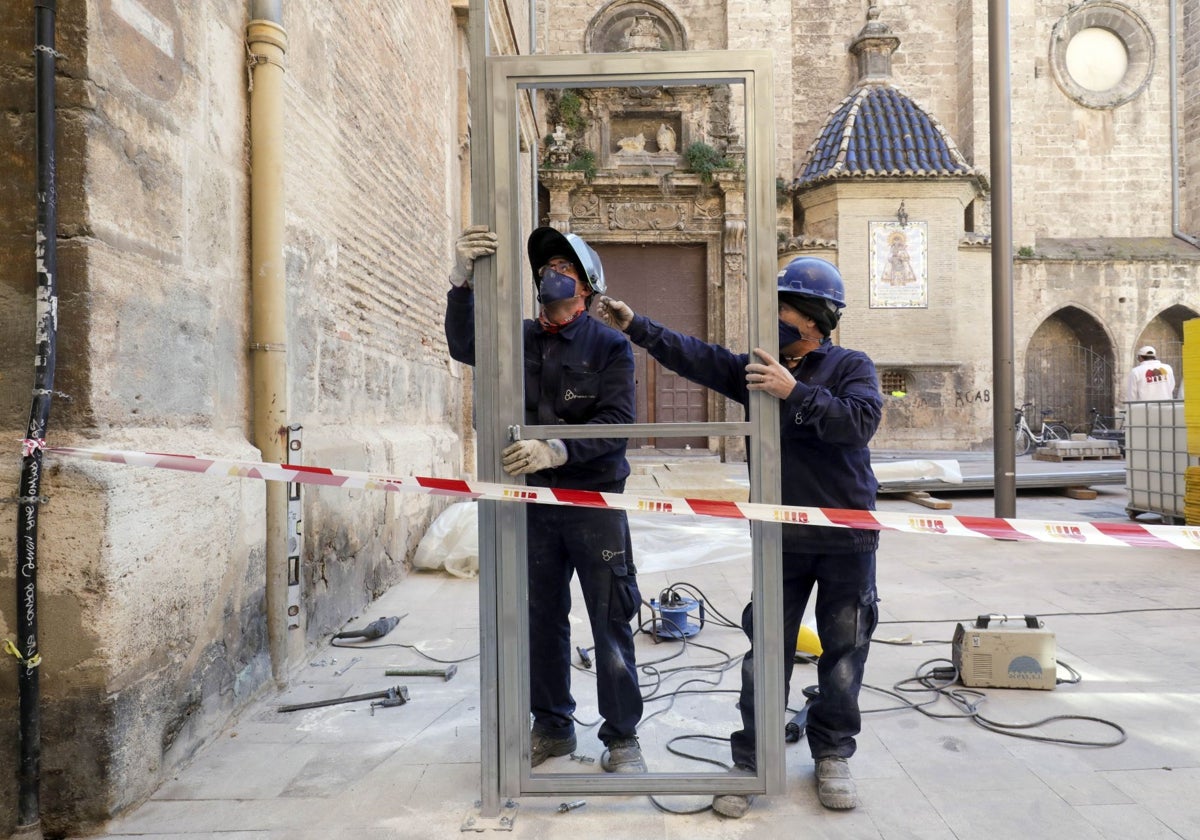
[1087,407,1126,455]
[1014,403,1071,456]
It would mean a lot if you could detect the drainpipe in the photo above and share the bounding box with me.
[1169,0,1199,247]
[246,0,296,682]
[13,5,58,838]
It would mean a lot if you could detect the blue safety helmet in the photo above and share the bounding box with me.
[776,256,846,309]
[528,227,607,295]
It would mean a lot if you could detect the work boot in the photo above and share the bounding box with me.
[600,736,646,773]
[711,764,756,818]
[814,756,858,810]
[530,730,576,767]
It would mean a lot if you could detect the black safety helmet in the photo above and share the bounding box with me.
[527,227,607,295]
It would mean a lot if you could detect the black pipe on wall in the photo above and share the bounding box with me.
[14,1,60,836]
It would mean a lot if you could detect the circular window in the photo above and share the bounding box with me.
[1065,28,1128,92]
[1049,2,1153,109]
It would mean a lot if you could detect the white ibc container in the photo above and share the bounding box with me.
[1124,400,1195,523]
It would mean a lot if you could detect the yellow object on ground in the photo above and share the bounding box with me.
[797,623,823,656]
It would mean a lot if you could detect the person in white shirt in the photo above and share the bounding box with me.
[1125,346,1176,401]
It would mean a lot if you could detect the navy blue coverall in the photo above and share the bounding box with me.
[445,285,643,746]
[624,312,882,768]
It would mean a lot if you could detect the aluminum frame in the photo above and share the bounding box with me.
[470,23,784,809]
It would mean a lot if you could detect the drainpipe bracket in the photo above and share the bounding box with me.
[1,496,50,505]
[32,44,66,60]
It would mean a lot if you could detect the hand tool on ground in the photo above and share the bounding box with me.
[785,685,820,743]
[333,615,404,640]
[383,664,457,681]
[333,656,361,676]
[276,685,409,713]
[370,688,410,714]
[557,800,586,813]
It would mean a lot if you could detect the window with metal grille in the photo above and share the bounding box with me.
[881,370,907,395]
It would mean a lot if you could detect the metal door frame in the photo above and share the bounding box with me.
[469,8,784,810]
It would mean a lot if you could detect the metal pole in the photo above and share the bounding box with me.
[467,0,503,819]
[14,4,59,837]
[988,0,1016,518]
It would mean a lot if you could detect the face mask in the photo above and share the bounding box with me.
[536,266,586,332]
[537,268,579,303]
[779,319,806,349]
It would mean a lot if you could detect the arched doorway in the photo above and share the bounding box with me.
[1133,304,1198,390]
[1024,307,1115,430]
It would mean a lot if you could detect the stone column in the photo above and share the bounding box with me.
[539,169,587,231]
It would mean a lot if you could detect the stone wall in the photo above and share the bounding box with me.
[0,1,500,833]
[727,0,794,190]
[1017,255,1200,359]
[1184,0,1200,239]
[1014,1,1174,244]
[795,181,996,450]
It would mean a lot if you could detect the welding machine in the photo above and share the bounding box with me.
[952,614,1057,690]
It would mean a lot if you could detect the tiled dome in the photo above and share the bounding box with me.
[795,84,974,187]
[794,6,978,189]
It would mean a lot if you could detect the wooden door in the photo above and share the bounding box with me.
[595,243,708,449]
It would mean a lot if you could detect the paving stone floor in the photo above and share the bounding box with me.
[70,468,1200,840]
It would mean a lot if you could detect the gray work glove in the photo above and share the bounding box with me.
[595,294,634,332]
[501,439,568,476]
[449,225,499,289]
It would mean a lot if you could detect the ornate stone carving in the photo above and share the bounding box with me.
[616,132,647,153]
[694,197,722,219]
[545,123,573,166]
[656,123,677,153]
[623,14,663,51]
[724,218,746,254]
[587,2,687,54]
[571,193,600,219]
[607,202,687,230]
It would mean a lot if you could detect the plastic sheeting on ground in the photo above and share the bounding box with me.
[871,459,963,484]
[412,501,480,578]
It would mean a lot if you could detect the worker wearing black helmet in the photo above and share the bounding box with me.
[444,225,646,774]
[597,255,882,815]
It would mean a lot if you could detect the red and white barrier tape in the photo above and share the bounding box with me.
[46,445,1199,551]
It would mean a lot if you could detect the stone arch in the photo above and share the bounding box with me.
[1133,304,1199,386]
[1024,306,1118,429]
[586,0,688,54]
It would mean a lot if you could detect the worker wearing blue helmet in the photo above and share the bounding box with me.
[444,225,646,775]
[597,255,881,816]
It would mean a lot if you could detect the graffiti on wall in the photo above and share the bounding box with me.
[955,388,990,407]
